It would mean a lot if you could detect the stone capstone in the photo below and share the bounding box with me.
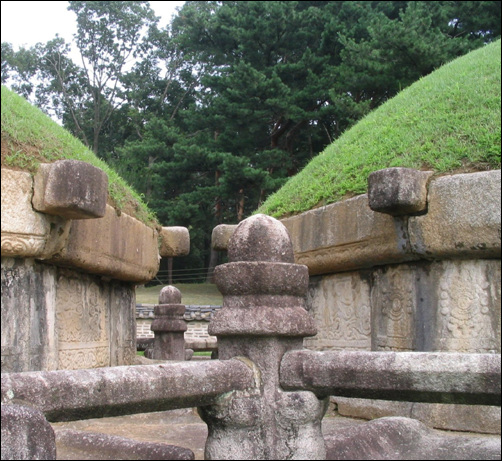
[368,167,433,216]
[32,160,108,219]
[159,227,190,258]
[211,224,237,251]
[1,404,56,460]
[227,214,295,262]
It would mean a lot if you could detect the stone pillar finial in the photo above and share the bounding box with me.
[145,285,187,361]
[199,214,328,460]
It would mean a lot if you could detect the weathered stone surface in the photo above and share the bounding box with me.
[228,214,295,262]
[409,170,501,259]
[334,397,501,434]
[1,168,70,259]
[1,403,56,460]
[371,260,501,353]
[32,160,108,219]
[282,194,418,275]
[211,224,237,251]
[304,273,371,351]
[49,204,159,283]
[1,258,135,372]
[159,285,182,304]
[280,350,501,405]
[201,214,328,460]
[149,286,188,361]
[1,359,254,421]
[368,167,433,216]
[159,227,190,258]
[55,429,194,460]
[324,416,501,460]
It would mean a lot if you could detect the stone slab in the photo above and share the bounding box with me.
[1,168,70,259]
[1,258,136,372]
[304,273,371,351]
[282,194,419,275]
[32,160,108,219]
[409,170,501,259]
[159,227,190,258]
[49,204,159,283]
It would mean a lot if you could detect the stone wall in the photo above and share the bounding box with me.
[283,169,502,433]
[280,169,501,355]
[1,162,189,372]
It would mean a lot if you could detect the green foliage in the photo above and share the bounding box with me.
[2,1,501,269]
[258,40,501,218]
[1,85,157,226]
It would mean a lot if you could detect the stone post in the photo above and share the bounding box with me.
[199,214,329,460]
[146,286,188,361]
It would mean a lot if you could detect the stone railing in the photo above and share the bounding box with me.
[1,214,500,460]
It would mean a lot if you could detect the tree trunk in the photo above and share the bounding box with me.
[206,249,219,283]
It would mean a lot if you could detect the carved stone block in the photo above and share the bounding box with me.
[1,168,70,258]
[305,273,371,351]
[211,224,237,251]
[32,160,108,219]
[368,167,433,216]
[159,226,190,257]
[409,170,501,259]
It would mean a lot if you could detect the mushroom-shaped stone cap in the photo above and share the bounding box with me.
[228,214,295,263]
[159,285,182,304]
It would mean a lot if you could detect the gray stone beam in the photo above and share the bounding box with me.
[1,359,254,422]
[280,350,501,406]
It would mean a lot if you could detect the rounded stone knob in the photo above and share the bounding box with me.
[227,214,294,263]
[159,285,182,304]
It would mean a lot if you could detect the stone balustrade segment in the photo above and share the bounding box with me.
[280,350,501,406]
[1,359,255,422]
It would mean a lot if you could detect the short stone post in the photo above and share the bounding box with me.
[198,214,328,460]
[145,286,188,361]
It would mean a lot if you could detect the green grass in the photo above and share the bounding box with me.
[258,40,501,218]
[136,283,223,305]
[1,85,158,227]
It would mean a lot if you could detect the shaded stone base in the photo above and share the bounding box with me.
[1,257,136,372]
[334,397,501,435]
[325,416,501,460]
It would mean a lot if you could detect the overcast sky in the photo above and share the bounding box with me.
[1,1,185,49]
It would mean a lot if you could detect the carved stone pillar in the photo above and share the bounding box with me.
[146,286,187,361]
[199,214,328,460]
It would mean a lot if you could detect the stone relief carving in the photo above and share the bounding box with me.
[373,268,415,351]
[56,275,110,368]
[436,262,498,352]
[1,233,46,257]
[305,273,371,351]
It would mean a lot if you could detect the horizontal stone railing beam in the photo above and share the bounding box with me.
[1,359,255,422]
[280,350,501,406]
